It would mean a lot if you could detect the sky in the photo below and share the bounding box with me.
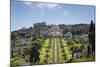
[11,0,95,31]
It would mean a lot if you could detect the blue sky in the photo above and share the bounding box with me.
[11,0,95,31]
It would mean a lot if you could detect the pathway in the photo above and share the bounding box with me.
[54,38,58,64]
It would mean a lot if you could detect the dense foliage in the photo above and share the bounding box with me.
[11,21,95,66]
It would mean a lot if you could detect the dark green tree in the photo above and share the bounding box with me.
[88,20,95,54]
[29,41,42,64]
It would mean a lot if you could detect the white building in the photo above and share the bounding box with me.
[48,25,62,37]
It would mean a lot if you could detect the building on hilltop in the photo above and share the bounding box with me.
[33,22,63,37]
[33,21,48,37]
[48,25,62,37]
[34,21,47,29]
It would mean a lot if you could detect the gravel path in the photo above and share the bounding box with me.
[54,38,58,64]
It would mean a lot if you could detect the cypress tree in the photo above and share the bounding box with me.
[88,20,95,54]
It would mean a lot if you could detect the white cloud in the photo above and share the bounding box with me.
[23,2,33,6]
[47,3,58,9]
[63,11,68,15]
[22,1,58,9]
[36,3,58,16]
[36,3,58,10]
[22,1,35,8]
[20,1,60,17]
[17,0,33,6]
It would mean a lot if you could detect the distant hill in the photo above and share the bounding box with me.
[11,23,90,41]
[59,24,90,35]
